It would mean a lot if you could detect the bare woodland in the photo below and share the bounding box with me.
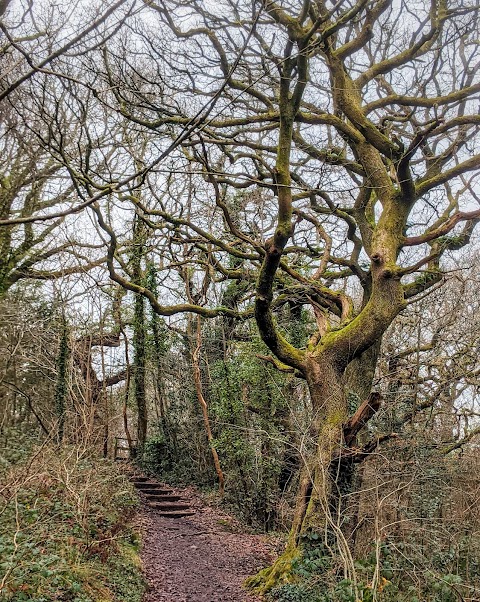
[1,0,480,600]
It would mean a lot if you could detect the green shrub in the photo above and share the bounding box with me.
[267,539,476,602]
[269,583,322,602]
[0,443,144,601]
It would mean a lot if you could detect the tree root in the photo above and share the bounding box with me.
[245,545,300,594]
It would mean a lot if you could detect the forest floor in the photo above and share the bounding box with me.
[137,484,278,602]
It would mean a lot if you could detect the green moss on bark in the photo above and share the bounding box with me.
[245,544,301,594]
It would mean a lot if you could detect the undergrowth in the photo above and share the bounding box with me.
[0,427,144,601]
[266,537,480,602]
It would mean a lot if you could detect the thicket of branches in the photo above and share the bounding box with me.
[1,0,480,600]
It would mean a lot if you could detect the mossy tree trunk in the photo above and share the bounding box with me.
[132,215,147,454]
[88,0,480,590]
[54,318,69,444]
[133,291,147,453]
[249,5,411,592]
[291,356,349,544]
[247,352,380,591]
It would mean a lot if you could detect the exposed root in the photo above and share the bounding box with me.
[245,545,301,594]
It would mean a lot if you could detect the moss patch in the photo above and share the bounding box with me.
[245,545,301,594]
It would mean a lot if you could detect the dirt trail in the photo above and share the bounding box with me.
[138,485,277,602]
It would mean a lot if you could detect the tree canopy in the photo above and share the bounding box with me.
[1,0,480,596]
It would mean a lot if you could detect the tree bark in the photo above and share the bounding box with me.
[133,291,147,453]
[247,352,357,590]
[191,316,225,496]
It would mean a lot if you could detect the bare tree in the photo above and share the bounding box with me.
[86,0,480,588]
[0,0,139,293]
[2,0,478,591]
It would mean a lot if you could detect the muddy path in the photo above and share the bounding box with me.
[138,485,277,602]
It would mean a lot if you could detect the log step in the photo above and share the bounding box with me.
[134,482,172,491]
[156,510,196,518]
[145,494,182,502]
[134,481,168,489]
[131,478,193,517]
[146,502,191,511]
[138,488,174,496]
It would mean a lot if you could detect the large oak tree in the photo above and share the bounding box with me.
[5,0,479,590]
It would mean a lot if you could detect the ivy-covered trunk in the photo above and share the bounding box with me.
[54,319,69,444]
[247,353,352,591]
[294,355,349,540]
[133,291,147,454]
[131,214,148,455]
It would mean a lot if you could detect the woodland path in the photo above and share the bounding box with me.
[134,479,277,602]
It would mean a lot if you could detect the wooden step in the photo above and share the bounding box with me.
[134,481,166,488]
[156,510,196,518]
[134,481,172,491]
[146,502,191,511]
[144,494,182,502]
[137,488,174,496]
[129,476,149,483]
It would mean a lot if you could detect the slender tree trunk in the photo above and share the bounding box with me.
[103,394,109,458]
[54,320,69,444]
[122,334,134,454]
[98,323,108,458]
[151,305,168,428]
[131,213,148,455]
[191,316,225,496]
[133,291,147,453]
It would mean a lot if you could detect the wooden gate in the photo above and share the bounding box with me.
[114,437,137,461]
